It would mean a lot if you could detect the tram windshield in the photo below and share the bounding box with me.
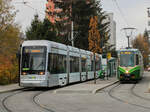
[120,52,134,67]
[21,46,46,74]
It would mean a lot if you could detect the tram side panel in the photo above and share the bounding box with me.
[86,52,94,80]
[68,47,81,84]
[47,46,68,86]
[80,49,88,81]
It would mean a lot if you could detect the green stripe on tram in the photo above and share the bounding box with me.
[129,66,141,73]
[118,66,141,73]
[118,67,126,73]
[23,68,30,70]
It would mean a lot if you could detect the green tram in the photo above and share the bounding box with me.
[117,49,143,81]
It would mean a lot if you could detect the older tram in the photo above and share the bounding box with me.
[117,49,143,81]
[19,40,102,87]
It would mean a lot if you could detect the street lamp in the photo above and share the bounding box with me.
[121,27,137,48]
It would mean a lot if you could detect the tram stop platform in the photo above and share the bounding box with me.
[54,77,118,94]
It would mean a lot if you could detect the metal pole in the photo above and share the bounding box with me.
[106,46,108,80]
[71,21,74,46]
[94,53,96,84]
[70,0,74,47]
[127,36,130,48]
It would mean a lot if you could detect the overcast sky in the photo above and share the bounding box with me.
[12,0,150,49]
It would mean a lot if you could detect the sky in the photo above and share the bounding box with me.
[12,0,150,49]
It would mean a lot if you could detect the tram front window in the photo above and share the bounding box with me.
[120,54,134,67]
[21,46,46,75]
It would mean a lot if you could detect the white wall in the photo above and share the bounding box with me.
[102,13,116,50]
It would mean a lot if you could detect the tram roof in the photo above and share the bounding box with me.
[22,40,51,46]
[22,40,67,48]
[22,40,101,56]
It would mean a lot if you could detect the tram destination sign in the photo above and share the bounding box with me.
[120,51,132,54]
[23,46,46,53]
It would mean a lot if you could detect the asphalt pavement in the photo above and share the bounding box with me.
[0,77,118,94]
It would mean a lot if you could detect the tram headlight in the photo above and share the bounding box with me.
[126,70,129,74]
[39,72,44,75]
[22,72,27,75]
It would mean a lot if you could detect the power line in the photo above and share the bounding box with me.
[13,0,44,4]
[24,4,45,15]
[13,0,45,16]
[112,0,129,26]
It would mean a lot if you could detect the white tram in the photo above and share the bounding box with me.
[19,40,102,87]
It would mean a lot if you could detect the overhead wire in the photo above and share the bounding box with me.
[13,0,45,16]
[111,0,129,27]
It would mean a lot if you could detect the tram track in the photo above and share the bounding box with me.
[131,82,150,101]
[108,82,150,110]
[1,88,31,112]
[32,90,55,112]
[1,87,56,112]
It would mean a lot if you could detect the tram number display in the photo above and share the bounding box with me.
[120,51,132,54]
[23,46,46,53]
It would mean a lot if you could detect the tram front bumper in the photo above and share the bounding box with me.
[120,74,135,80]
[20,80,48,87]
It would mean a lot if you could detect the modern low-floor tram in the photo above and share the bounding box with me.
[20,40,102,87]
[117,48,143,82]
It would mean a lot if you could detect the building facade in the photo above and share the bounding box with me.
[103,13,116,50]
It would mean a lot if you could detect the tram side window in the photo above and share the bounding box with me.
[81,58,86,72]
[95,59,101,71]
[70,56,79,73]
[136,54,139,65]
[48,53,67,74]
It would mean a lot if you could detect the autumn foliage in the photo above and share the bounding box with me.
[88,16,102,53]
[132,34,149,68]
[0,25,20,85]
[0,0,20,85]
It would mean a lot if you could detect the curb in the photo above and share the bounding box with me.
[0,87,25,94]
[93,80,119,94]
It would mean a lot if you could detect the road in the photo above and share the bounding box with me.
[0,72,150,112]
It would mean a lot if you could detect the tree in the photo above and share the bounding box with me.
[0,0,16,32]
[132,34,149,68]
[143,28,149,43]
[88,16,101,53]
[26,15,43,40]
[50,0,109,50]
[0,0,21,85]
[72,0,98,49]
[26,15,59,42]
[88,16,101,84]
